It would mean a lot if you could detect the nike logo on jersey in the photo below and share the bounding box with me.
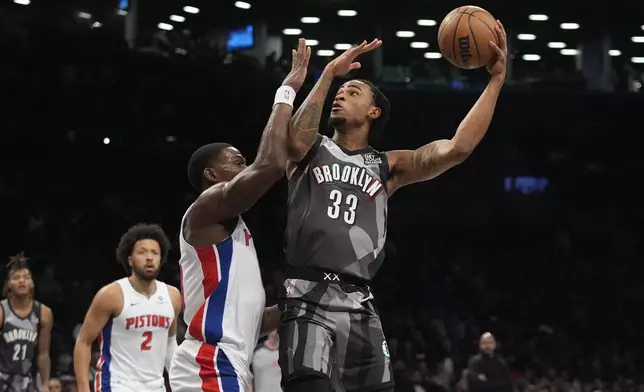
[125,314,172,330]
[130,302,139,306]
[311,163,384,198]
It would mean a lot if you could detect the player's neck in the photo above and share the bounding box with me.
[332,128,369,150]
[128,276,157,297]
[9,295,32,310]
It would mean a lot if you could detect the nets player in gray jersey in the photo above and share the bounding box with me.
[0,253,53,392]
[279,23,508,392]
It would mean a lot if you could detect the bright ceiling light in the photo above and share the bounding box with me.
[547,42,566,48]
[522,54,541,61]
[561,49,578,55]
[417,19,437,26]
[183,6,199,14]
[317,50,335,56]
[337,10,357,16]
[334,43,352,50]
[529,14,548,21]
[283,28,302,35]
[608,49,621,56]
[411,42,429,49]
[396,31,415,38]
[78,12,92,19]
[517,34,536,40]
[560,23,579,30]
[424,52,441,59]
[234,1,251,9]
[632,57,644,63]
[170,15,185,22]
[305,39,318,46]
[632,36,644,43]
[13,0,30,5]
[116,9,127,15]
[158,22,173,31]
[301,17,320,23]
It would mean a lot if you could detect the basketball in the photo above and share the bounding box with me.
[437,6,499,69]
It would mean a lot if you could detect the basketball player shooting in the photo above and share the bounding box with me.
[169,39,310,392]
[279,23,507,392]
[0,253,53,392]
[73,224,182,392]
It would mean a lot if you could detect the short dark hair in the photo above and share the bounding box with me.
[3,252,33,297]
[116,224,171,273]
[355,79,391,141]
[187,143,232,190]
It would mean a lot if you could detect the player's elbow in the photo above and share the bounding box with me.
[448,143,473,164]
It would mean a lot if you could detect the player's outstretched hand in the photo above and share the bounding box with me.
[325,39,382,76]
[487,20,507,79]
[282,38,312,92]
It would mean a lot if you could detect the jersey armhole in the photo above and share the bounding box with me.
[290,134,323,182]
[378,151,390,192]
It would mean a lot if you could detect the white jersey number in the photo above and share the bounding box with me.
[327,190,358,225]
[12,344,26,361]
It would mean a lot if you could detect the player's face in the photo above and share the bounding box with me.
[329,81,380,131]
[479,336,496,354]
[8,268,33,297]
[129,239,162,281]
[48,379,62,392]
[208,147,247,182]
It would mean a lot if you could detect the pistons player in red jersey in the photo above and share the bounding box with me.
[73,224,182,392]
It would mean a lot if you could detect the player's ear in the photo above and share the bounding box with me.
[368,106,381,120]
[128,256,133,267]
[204,167,218,182]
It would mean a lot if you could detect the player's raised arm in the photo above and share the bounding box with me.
[192,39,310,222]
[386,21,507,193]
[287,39,382,162]
[37,305,53,390]
[73,284,121,392]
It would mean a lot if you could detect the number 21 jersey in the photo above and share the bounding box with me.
[285,135,389,281]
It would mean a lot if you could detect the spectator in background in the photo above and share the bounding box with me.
[466,333,512,392]
[251,331,281,392]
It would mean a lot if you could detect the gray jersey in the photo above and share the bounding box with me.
[0,300,40,376]
[251,345,281,392]
[285,135,389,280]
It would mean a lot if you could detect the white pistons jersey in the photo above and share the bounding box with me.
[170,207,265,392]
[95,278,175,392]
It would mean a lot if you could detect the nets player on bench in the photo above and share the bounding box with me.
[0,253,53,392]
[280,26,508,392]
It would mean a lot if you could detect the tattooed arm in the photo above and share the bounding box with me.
[386,21,508,194]
[287,39,382,163]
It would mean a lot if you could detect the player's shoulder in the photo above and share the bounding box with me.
[94,282,125,305]
[162,283,182,310]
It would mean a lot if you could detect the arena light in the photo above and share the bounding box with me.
[522,54,541,61]
[632,57,644,63]
[560,23,579,30]
[170,15,185,22]
[116,9,127,15]
[78,12,92,19]
[183,6,199,14]
[337,10,357,17]
[517,34,536,40]
[158,22,173,31]
[234,1,251,9]
[13,0,30,5]
[547,42,566,48]
[396,31,415,38]
[334,43,352,50]
[103,138,110,145]
[528,14,548,21]
[424,52,442,59]
[305,39,318,46]
[317,50,335,56]
[92,21,102,28]
[632,36,644,43]
[301,17,320,24]
[283,28,302,35]
[609,50,621,56]
[417,19,437,26]
[411,42,429,49]
[561,49,578,55]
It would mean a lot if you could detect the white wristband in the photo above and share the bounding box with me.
[273,86,296,108]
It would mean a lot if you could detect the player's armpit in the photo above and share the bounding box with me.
[287,68,334,162]
[386,139,471,192]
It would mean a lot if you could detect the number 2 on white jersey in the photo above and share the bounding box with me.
[327,190,358,224]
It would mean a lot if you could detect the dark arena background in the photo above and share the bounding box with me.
[1,0,644,391]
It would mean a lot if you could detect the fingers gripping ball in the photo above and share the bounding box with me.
[437,6,499,69]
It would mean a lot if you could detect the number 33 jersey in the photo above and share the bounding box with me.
[285,134,390,281]
[96,278,175,390]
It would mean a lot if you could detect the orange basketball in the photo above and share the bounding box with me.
[437,6,499,69]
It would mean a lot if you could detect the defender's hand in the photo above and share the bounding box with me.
[282,38,311,92]
[325,39,382,76]
[486,20,507,80]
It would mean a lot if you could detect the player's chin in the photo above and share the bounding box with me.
[328,114,347,127]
